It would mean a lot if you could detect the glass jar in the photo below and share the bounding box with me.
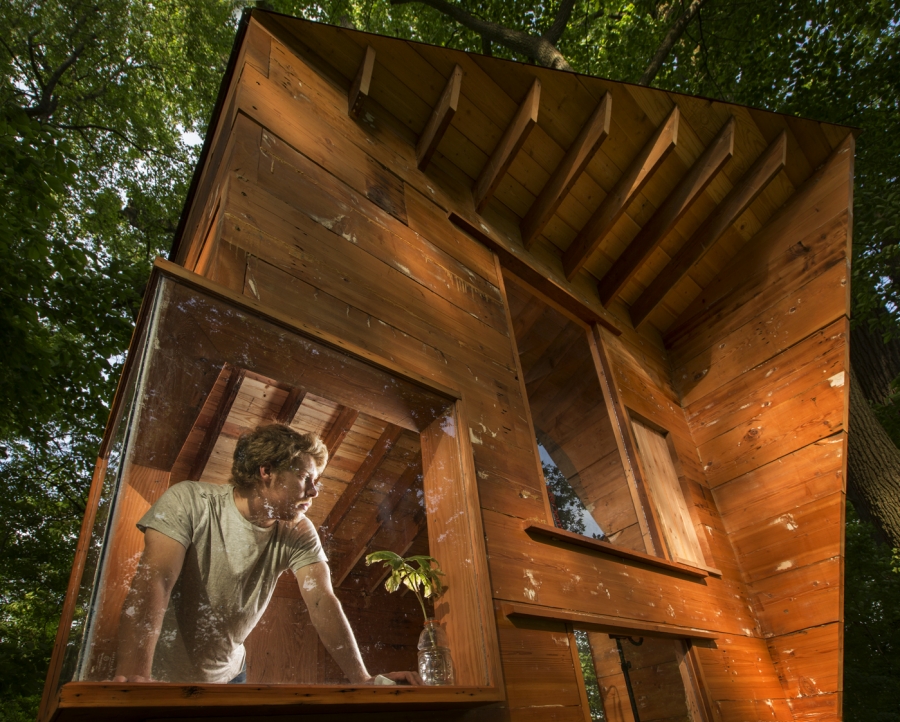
[417,618,455,685]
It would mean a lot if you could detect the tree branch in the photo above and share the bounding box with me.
[640,0,709,86]
[391,0,573,70]
[543,0,577,45]
[25,41,87,120]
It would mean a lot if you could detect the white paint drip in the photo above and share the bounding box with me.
[828,371,845,388]
[776,560,794,571]
[468,427,482,445]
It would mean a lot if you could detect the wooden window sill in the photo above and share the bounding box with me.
[51,682,502,721]
[523,521,721,578]
[502,602,718,640]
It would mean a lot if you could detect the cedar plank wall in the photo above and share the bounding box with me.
[668,137,853,721]
[173,14,848,722]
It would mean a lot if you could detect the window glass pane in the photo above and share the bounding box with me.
[62,275,466,686]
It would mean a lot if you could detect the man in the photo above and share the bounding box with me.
[112,423,420,685]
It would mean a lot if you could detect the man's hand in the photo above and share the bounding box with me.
[365,671,424,685]
[112,529,186,681]
[111,674,153,683]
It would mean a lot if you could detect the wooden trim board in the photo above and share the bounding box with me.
[523,521,719,578]
[502,602,718,641]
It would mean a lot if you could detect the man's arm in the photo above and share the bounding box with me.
[295,562,421,685]
[112,529,187,682]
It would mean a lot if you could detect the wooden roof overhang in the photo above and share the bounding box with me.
[172,8,855,344]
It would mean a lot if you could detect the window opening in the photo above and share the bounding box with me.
[539,445,606,540]
[54,272,489,690]
[582,632,702,722]
[504,278,644,552]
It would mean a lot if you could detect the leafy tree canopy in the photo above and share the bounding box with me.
[2,1,899,719]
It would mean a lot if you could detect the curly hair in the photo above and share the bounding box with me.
[230,424,328,489]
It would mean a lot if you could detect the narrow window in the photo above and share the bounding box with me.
[630,418,704,567]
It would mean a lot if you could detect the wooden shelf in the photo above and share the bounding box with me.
[523,521,720,579]
[52,683,501,721]
[502,602,718,640]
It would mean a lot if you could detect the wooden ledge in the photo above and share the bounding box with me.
[52,683,501,721]
[502,602,718,641]
[523,521,720,579]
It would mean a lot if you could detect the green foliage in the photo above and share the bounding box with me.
[844,501,900,720]
[2,1,899,718]
[574,630,605,721]
[0,1,240,717]
[365,551,447,623]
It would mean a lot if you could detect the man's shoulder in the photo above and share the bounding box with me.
[167,480,233,499]
[278,515,320,543]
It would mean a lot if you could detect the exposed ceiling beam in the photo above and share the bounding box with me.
[348,45,375,118]
[275,387,307,425]
[473,78,541,213]
[332,455,422,587]
[630,131,787,327]
[319,422,403,538]
[416,65,462,171]
[563,106,680,281]
[321,405,360,462]
[521,93,612,249]
[599,116,735,307]
[189,364,246,481]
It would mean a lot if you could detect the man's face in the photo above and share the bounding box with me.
[258,453,320,523]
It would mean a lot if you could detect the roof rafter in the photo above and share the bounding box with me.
[599,115,735,307]
[521,92,611,249]
[416,65,462,171]
[630,131,787,327]
[473,78,541,213]
[563,106,680,280]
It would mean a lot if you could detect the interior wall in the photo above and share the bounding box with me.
[667,137,853,720]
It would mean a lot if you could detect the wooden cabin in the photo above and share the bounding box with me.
[39,8,853,722]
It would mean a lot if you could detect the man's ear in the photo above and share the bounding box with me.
[259,465,273,485]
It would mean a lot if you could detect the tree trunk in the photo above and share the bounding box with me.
[848,319,900,548]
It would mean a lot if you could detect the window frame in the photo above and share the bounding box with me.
[38,259,504,722]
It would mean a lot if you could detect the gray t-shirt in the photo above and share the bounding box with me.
[136,481,327,683]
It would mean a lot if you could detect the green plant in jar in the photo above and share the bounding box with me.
[365,551,454,685]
